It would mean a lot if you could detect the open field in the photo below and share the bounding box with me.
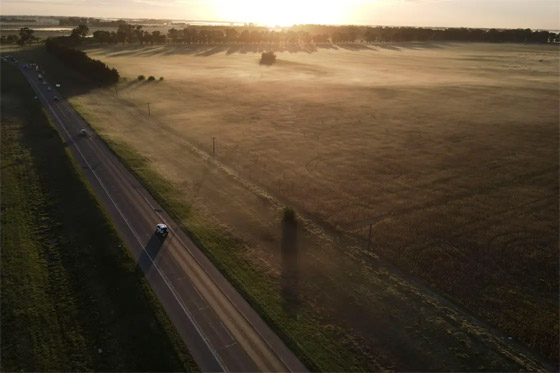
[6,42,558,370]
[85,42,560,361]
[0,62,198,372]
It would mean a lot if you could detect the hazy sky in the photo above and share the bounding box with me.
[1,0,559,29]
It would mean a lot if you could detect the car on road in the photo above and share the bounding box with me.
[79,129,87,136]
[53,96,59,101]
[55,83,61,88]
[155,224,169,236]
[42,81,47,85]
[47,87,51,91]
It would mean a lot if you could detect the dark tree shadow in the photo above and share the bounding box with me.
[336,43,376,51]
[281,215,300,315]
[138,233,166,273]
[377,44,401,51]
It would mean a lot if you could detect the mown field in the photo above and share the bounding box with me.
[0,61,198,372]
[6,42,557,371]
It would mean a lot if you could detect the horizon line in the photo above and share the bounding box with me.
[1,14,558,32]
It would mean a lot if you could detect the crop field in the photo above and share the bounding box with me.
[8,42,558,370]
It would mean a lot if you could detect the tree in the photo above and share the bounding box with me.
[135,25,144,44]
[93,30,112,43]
[117,23,135,43]
[225,28,238,43]
[17,27,36,45]
[142,31,152,45]
[151,30,165,44]
[7,35,19,44]
[116,29,127,44]
[167,28,179,43]
[71,24,89,39]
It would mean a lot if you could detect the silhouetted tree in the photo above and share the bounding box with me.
[225,28,238,43]
[17,27,37,45]
[70,24,89,39]
[167,28,179,43]
[45,36,119,84]
[280,207,300,312]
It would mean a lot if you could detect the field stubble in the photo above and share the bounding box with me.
[12,42,558,369]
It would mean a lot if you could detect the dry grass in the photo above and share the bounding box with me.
[12,42,558,369]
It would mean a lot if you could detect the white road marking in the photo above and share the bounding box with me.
[22,69,227,372]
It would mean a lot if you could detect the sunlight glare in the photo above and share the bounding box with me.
[215,0,360,26]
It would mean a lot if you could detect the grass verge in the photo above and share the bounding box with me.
[0,62,198,372]
[96,134,373,372]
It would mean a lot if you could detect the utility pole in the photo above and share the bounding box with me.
[212,137,216,156]
[147,102,151,116]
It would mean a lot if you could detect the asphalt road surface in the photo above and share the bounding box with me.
[20,65,307,373]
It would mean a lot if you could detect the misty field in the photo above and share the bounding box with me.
[16,41,557,369]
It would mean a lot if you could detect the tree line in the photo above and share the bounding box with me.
[86,23,559,45]
[0,27,39,45]
[45,29,119,84]
[362,26,556,43]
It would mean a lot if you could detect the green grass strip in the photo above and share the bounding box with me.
[0,62,198,372]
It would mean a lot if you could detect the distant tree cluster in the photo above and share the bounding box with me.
[0,35,20,44]
[45,31,119,84]
[362,26,557,43]
[59,17,89,26]
[88,24,333,45]
[87,22,559,46]
[92,24,166,44]
[59,17,166,27]
[0,27,39,45]
[0,17,36,23]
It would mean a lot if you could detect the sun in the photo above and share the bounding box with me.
[215,0,354,27]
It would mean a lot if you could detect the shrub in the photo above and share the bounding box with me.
[282,207,297,223]
[137,75,145,81]
[260,51,277,65]
[148,76,155,81]
[159,76,164,81]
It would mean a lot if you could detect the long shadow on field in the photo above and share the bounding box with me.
[9,46,118,101]
[280,216,301,315]
[138,234,166,273]
[80,42,399,59]
[337,43,376,51]
[80,42,452,61]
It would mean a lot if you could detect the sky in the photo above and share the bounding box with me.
[1,0,559,30]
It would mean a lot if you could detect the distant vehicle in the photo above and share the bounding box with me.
[53,96,59,101]
[55,83,61,88]
[79,129,87,136]
[47,87,51,91]
[38,74,43,80]
[42,81,47,85]
[155,224,169,236]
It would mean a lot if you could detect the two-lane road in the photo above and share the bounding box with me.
[20,66,307,373]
